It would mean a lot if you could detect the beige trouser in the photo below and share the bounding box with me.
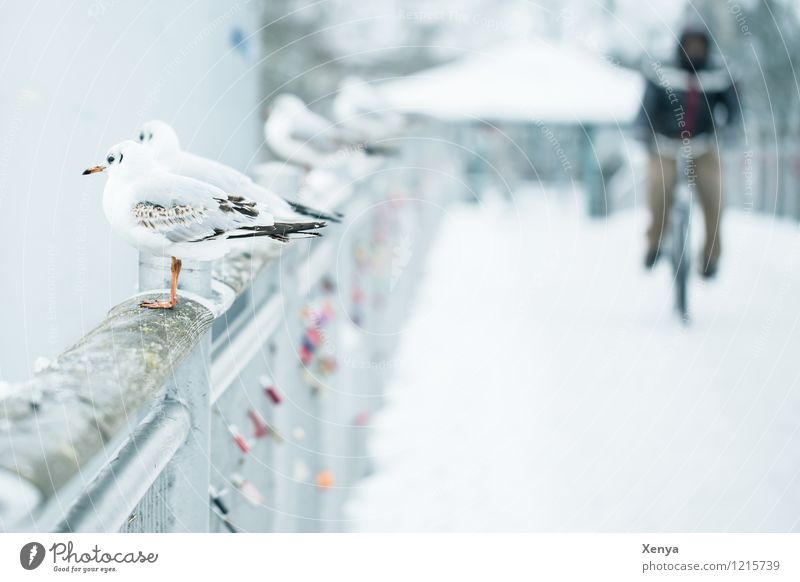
[646,149,723,260]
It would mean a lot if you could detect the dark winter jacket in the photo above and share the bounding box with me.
[638,63,741,141]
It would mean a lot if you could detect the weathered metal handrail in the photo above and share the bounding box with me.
[0,134,460,532]
[0,213,335,532]
[54,400,190,533]
[0,295,214,529]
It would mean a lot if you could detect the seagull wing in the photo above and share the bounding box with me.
[289,110,343,153]
[132,174,275,243]
[132,200,219,243]
[178,151,253,193]
[177,151,295,217]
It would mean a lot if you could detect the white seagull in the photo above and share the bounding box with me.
[136,120,341,223]
[83,140,325,309]
[264,93,393,172]
[332,76,407,143]
[250,161,355,212]
[264,94,341,170]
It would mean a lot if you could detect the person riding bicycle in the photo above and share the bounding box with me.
[638,25,742,278]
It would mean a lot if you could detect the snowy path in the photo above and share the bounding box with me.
[346,189,800,532]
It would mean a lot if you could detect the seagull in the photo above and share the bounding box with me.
[250,160,342,197]
[136,120,341,223]
[332,76,407,143]
[83,140,325,309]
[264,93,394,172]
[264,94,342,170]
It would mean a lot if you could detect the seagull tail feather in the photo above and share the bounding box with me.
[363,143,400,157]
[227,220,327,242]
[285,200,344,223]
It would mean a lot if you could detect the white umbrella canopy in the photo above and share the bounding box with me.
[380,39,645,124]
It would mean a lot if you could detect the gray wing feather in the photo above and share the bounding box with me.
[131,174,275,243]
[133,202,220,242]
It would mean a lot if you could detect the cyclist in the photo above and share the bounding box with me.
[638,25,742,278]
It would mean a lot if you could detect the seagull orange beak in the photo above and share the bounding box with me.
[82,165,106,175]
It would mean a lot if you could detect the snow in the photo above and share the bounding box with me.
[347,187,800,532]
[380,39,644,124]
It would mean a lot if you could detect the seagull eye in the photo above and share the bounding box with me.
[139,132,145,142]
[106,155,115,164]
[148,132,153,141]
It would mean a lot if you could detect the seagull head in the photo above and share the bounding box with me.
[136,119,181,160]
[82,140,156,176]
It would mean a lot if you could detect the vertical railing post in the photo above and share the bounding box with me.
[139,252,213,532]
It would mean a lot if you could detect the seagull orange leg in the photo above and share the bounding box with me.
[169,256,181,306]
[140,256,182,309]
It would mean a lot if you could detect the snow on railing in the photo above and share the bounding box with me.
[0,137,462,532]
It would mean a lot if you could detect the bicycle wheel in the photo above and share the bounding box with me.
[671,198,691,323]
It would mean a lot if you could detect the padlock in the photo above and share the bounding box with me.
[264,385,282,405]
[247,409,269,439]
[316,469,334,490]
[228,424,250,454]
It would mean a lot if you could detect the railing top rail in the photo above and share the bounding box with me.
[0,241,289,529]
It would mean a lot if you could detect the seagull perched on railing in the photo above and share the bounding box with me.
[136,120,341,223]
[264,93,394,172]
[83,140,325,309]
[264,94,343,170]
[333,76,407,143]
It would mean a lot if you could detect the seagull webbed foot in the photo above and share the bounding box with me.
[140,298,178,310]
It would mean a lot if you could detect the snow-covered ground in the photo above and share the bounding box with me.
[347,187,800,532]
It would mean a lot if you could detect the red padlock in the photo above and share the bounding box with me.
[265,385,282,405]
[248,409,269,439]
[228,424,250,454]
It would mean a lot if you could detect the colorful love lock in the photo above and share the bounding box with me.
[228,424,250,454]
[321,276,336,293]
[354,411,370,427]
[264,385,282,405]
[316,470,334,490]
[306,327,322,347]
[209,486,229,515]
[209,486,237,533]
[247,409,269,439]
[320,356,338,376]
[231,473,263,506]
[302,369,323,392]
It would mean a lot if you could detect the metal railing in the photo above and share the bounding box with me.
[0,135,463,532]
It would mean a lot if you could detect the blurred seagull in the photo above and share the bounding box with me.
[251,161,352,204]
[333,76,407,143]
[136,120,341,223]
[264,93,394,172]
[264,94,341,170]
[83,140,325,309]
